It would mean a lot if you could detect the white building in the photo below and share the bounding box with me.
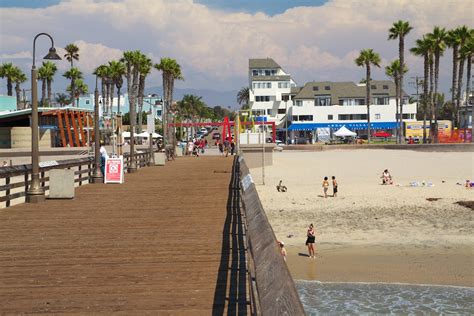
[248,58,418,143]
[248,58,297,125]
[459,91,473,129]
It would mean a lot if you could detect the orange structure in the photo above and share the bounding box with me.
[41,109,93,147]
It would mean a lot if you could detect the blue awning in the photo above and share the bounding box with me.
[287,122,399,131]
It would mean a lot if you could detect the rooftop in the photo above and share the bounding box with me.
[249,58,281,69]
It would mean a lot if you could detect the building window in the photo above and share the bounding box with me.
[267,109,272,115]
[85,100,90,105]
[315,95,331,106]
[252,109,265,116]
[371,85,376,89]
[339,98,365,106]
[278,108,286,114]
[157,110,162,116]
[295,100,303,107]
[328,115,333,120]
[373,97,389,105]
[402,113,410,119]
[402,97,409,104]
[278,82,290,89]
[252,70,258,76]
[325,86,331,90]
[411,114,415,119]
[292,115,299,121]
[338,114,368,120]
[253,82,272,89]
[299,115,313,121]
[375,113,381,119]
[383,85,389,89]
[255,96,271,102]
[313,86,319,91]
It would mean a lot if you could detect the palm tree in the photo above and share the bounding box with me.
[385,60,408,143]
[181,94,205,137]
[108,60,126,114]
[411,37,432,143]
[94,64,110,115]
[237,87,249,109]
[64,44,80,107]
[0,62,16,96]
[55,93,70,107]
[37,65,48,106]
[460,36,473,141]
[426,27,447,142]
[388,20,413,142]
[154,58,184,150]
[355,49,381,143]
[11,67,27,109]
[455,28,473,129]
[67,79,88,104]
[137,55,153,132]
[63,67,83,107]
[38,61,57,106]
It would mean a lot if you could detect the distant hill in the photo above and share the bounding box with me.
[145,86,240,110]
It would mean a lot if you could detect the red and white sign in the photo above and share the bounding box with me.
[104,157,124,184]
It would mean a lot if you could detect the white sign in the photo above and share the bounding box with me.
[39,160,59,168]
[147,114,154,133]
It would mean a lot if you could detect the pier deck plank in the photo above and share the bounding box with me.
[0,156,248,314]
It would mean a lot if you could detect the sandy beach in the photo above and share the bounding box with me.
[249,149,474,286]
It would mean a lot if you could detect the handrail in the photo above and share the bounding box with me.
[236,156,306,315]
[0,149,155,208]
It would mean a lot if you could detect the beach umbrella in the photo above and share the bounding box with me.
[334,125,357,137]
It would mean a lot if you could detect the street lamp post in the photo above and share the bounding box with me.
[26,33,61,203]
[91,75,103,183]
[282,94,289,144]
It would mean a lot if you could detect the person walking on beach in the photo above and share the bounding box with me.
[230,141,235,155]
[277,240,287,262]
[322,176,329,198]
[306,224,316,258]
[332,176,338,197]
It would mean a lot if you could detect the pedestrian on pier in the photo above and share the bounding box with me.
[99,141,108,176]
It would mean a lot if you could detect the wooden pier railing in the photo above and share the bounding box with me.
[236,156,306,315]
[0,150,153,208]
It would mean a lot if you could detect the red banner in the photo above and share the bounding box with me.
[104,157,124,184]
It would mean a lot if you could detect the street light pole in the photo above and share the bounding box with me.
[91,75,103,183]
[26,33,61,203]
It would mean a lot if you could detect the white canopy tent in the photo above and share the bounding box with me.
[122,131,162,138]
[334,125,357,137]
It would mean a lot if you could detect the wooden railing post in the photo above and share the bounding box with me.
[6,176,10,208]
[79,165,82,186]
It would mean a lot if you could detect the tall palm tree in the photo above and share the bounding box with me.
[181,94,205,137]
[385,60,408,143]
[63,67,83,107]
[237,87,249,109]
[37,65,48,106]
[154,58,184,150]
[94,64,110,115]
[108,60,126,114]
[426,27,447,142]
[11,66,27,109]
[355,49,381,143]
[455,28,473,129]
[0,62,16,96]
[460,36,473,141]
[389,20,413,142]
[64,44,80,107]
[137,55,153,132]
[38,61,57,106]
[411,37,432,143]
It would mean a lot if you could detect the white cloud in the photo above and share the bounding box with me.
[0,0,471,94]
[0,51,32,59]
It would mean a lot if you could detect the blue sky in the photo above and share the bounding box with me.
[196,0,327,15]
[0,0,327,15]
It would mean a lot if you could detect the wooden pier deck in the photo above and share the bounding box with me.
[0,156,249,314]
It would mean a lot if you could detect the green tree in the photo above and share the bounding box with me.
[108,60,126,114]
[11,66,27,109]
[154,57,184,149]
[63,67,83,107]
[37,65,48,106]
[388,20,413,142]
[94,64,110,115]
[38,61,57,106]
[55,93,71,107]
[237,87,249,109]
[0,62,16,96]
[385,59,408,143]
[64,44,80,106]
[67,78,88,104]
[426,27,448,142]
[446,26,471,127]
[355,49,381,143]
[137,54,153,132]
[460,36,473,142]
[411,36,433,143]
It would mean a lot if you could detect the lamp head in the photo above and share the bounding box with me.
[43,47,61,60]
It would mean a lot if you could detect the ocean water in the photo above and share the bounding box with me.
[296,280,474,315]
